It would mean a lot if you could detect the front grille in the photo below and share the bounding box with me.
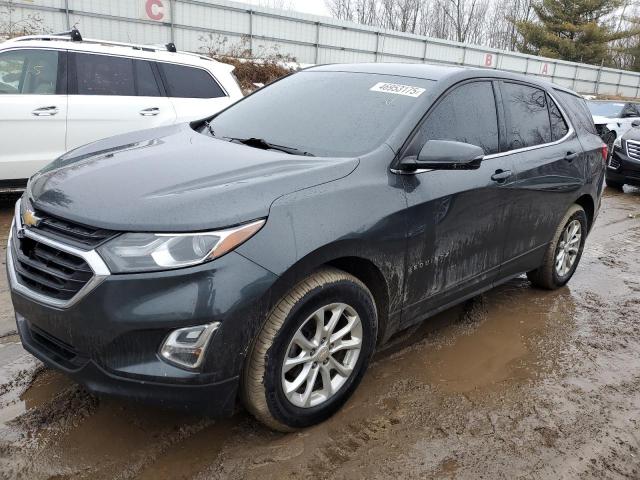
[29,209,115,249]
[11,233,93,301]
[626,139,640,161]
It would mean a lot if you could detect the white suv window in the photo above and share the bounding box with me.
[76,53,135,96]
[159,62,226,99]
[0,49,59,95]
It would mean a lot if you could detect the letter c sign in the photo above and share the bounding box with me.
[145,0,165,21]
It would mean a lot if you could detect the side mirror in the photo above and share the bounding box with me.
[399,140,484,171]
[632,119,640,127]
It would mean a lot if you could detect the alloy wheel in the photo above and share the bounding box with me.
[281,303,362,408]
[555,219,582,277]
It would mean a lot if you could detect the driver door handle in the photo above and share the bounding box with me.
[564,151,578,162]
[491,169,512,183]
[140,107,160,116]
[32,106,59,116]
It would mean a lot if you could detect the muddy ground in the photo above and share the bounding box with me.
[0,187,638,479]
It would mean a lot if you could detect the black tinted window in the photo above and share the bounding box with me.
[557,91,596,135]
[210,71,435,157]
[407,81,499,156]
[135,60,161,97]
[76,53,135,96]
[160,63,225,98]
[548,94,569,141]
[503,82,551,149]
[0,49,59,95]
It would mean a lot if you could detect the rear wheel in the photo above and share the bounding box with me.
[241,268,377,431]
[527,204,587,290]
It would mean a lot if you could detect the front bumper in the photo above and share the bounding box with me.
[607,146,640,186]
[8,214,278,415]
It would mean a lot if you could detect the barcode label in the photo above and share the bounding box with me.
[370,82,426,97]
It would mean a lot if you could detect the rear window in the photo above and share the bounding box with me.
[76,53,135,96]
[209,71,435,157]
[160,63,225,99]
[502,82,551,150]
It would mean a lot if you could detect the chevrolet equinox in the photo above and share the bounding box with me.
[8,64,606,431]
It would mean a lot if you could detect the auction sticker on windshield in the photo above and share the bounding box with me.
[370,82,426,97]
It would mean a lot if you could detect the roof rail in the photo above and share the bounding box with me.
[8,32,214,62]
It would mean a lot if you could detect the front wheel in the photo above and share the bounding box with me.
[527,204,587,290]
[241,268,377,431]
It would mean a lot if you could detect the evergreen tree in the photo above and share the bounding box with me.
[514,0,629,65]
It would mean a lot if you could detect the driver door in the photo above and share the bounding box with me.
[400,80,517,327]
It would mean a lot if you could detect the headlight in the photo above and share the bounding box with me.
[613,136,622,148]
[97,219,265,273]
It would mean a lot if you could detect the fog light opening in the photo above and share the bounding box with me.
[159,323,220,369]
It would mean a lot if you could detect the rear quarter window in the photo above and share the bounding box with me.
[160,63,225,99]
[554,90,597,136]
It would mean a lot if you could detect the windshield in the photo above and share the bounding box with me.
[207,71,434,157]
[587,101,625,118]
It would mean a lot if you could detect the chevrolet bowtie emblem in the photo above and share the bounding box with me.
[22,209,42,228]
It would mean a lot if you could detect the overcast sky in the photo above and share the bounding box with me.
[242,0,332,17]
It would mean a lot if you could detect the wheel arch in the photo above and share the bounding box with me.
[263,247,393,346]
[575,194,595,231]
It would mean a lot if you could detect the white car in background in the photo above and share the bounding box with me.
[587,100,640,155]
[0,29,243,192]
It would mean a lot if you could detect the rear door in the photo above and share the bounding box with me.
[401,80,517,326]
[158,62,232,121]
[0,48,67,181]
[66,52,176,151]
[497,81,585,278]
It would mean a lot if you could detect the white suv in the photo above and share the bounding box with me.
[0,30,243,192]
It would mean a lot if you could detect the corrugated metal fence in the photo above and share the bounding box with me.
[3,0,640,97]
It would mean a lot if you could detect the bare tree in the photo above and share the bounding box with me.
[0,1,48,40]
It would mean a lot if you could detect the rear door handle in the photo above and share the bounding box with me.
[140,107,160,116]
[564,151,578,162]
[491,169,512,183]
[32,106,59,116]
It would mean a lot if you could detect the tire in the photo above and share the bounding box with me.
[241,268,377,431]
[527,204,588,290]
[606,178,624,191]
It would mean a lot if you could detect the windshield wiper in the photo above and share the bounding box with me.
[225,137,315,157]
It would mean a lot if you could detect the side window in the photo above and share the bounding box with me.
[407,81,499,156]
[134,60,161,97]
[160,63,226,99]
[547,94,569,141]
[555,90,596,136]
[0,49,59,95]
[502,82,551,150]
[76,53,135,96]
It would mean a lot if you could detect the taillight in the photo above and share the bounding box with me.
[601,144,608,164]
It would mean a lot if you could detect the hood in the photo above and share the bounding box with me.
[28,124,359,232]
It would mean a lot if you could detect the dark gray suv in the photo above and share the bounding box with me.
[8,64,605,431]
